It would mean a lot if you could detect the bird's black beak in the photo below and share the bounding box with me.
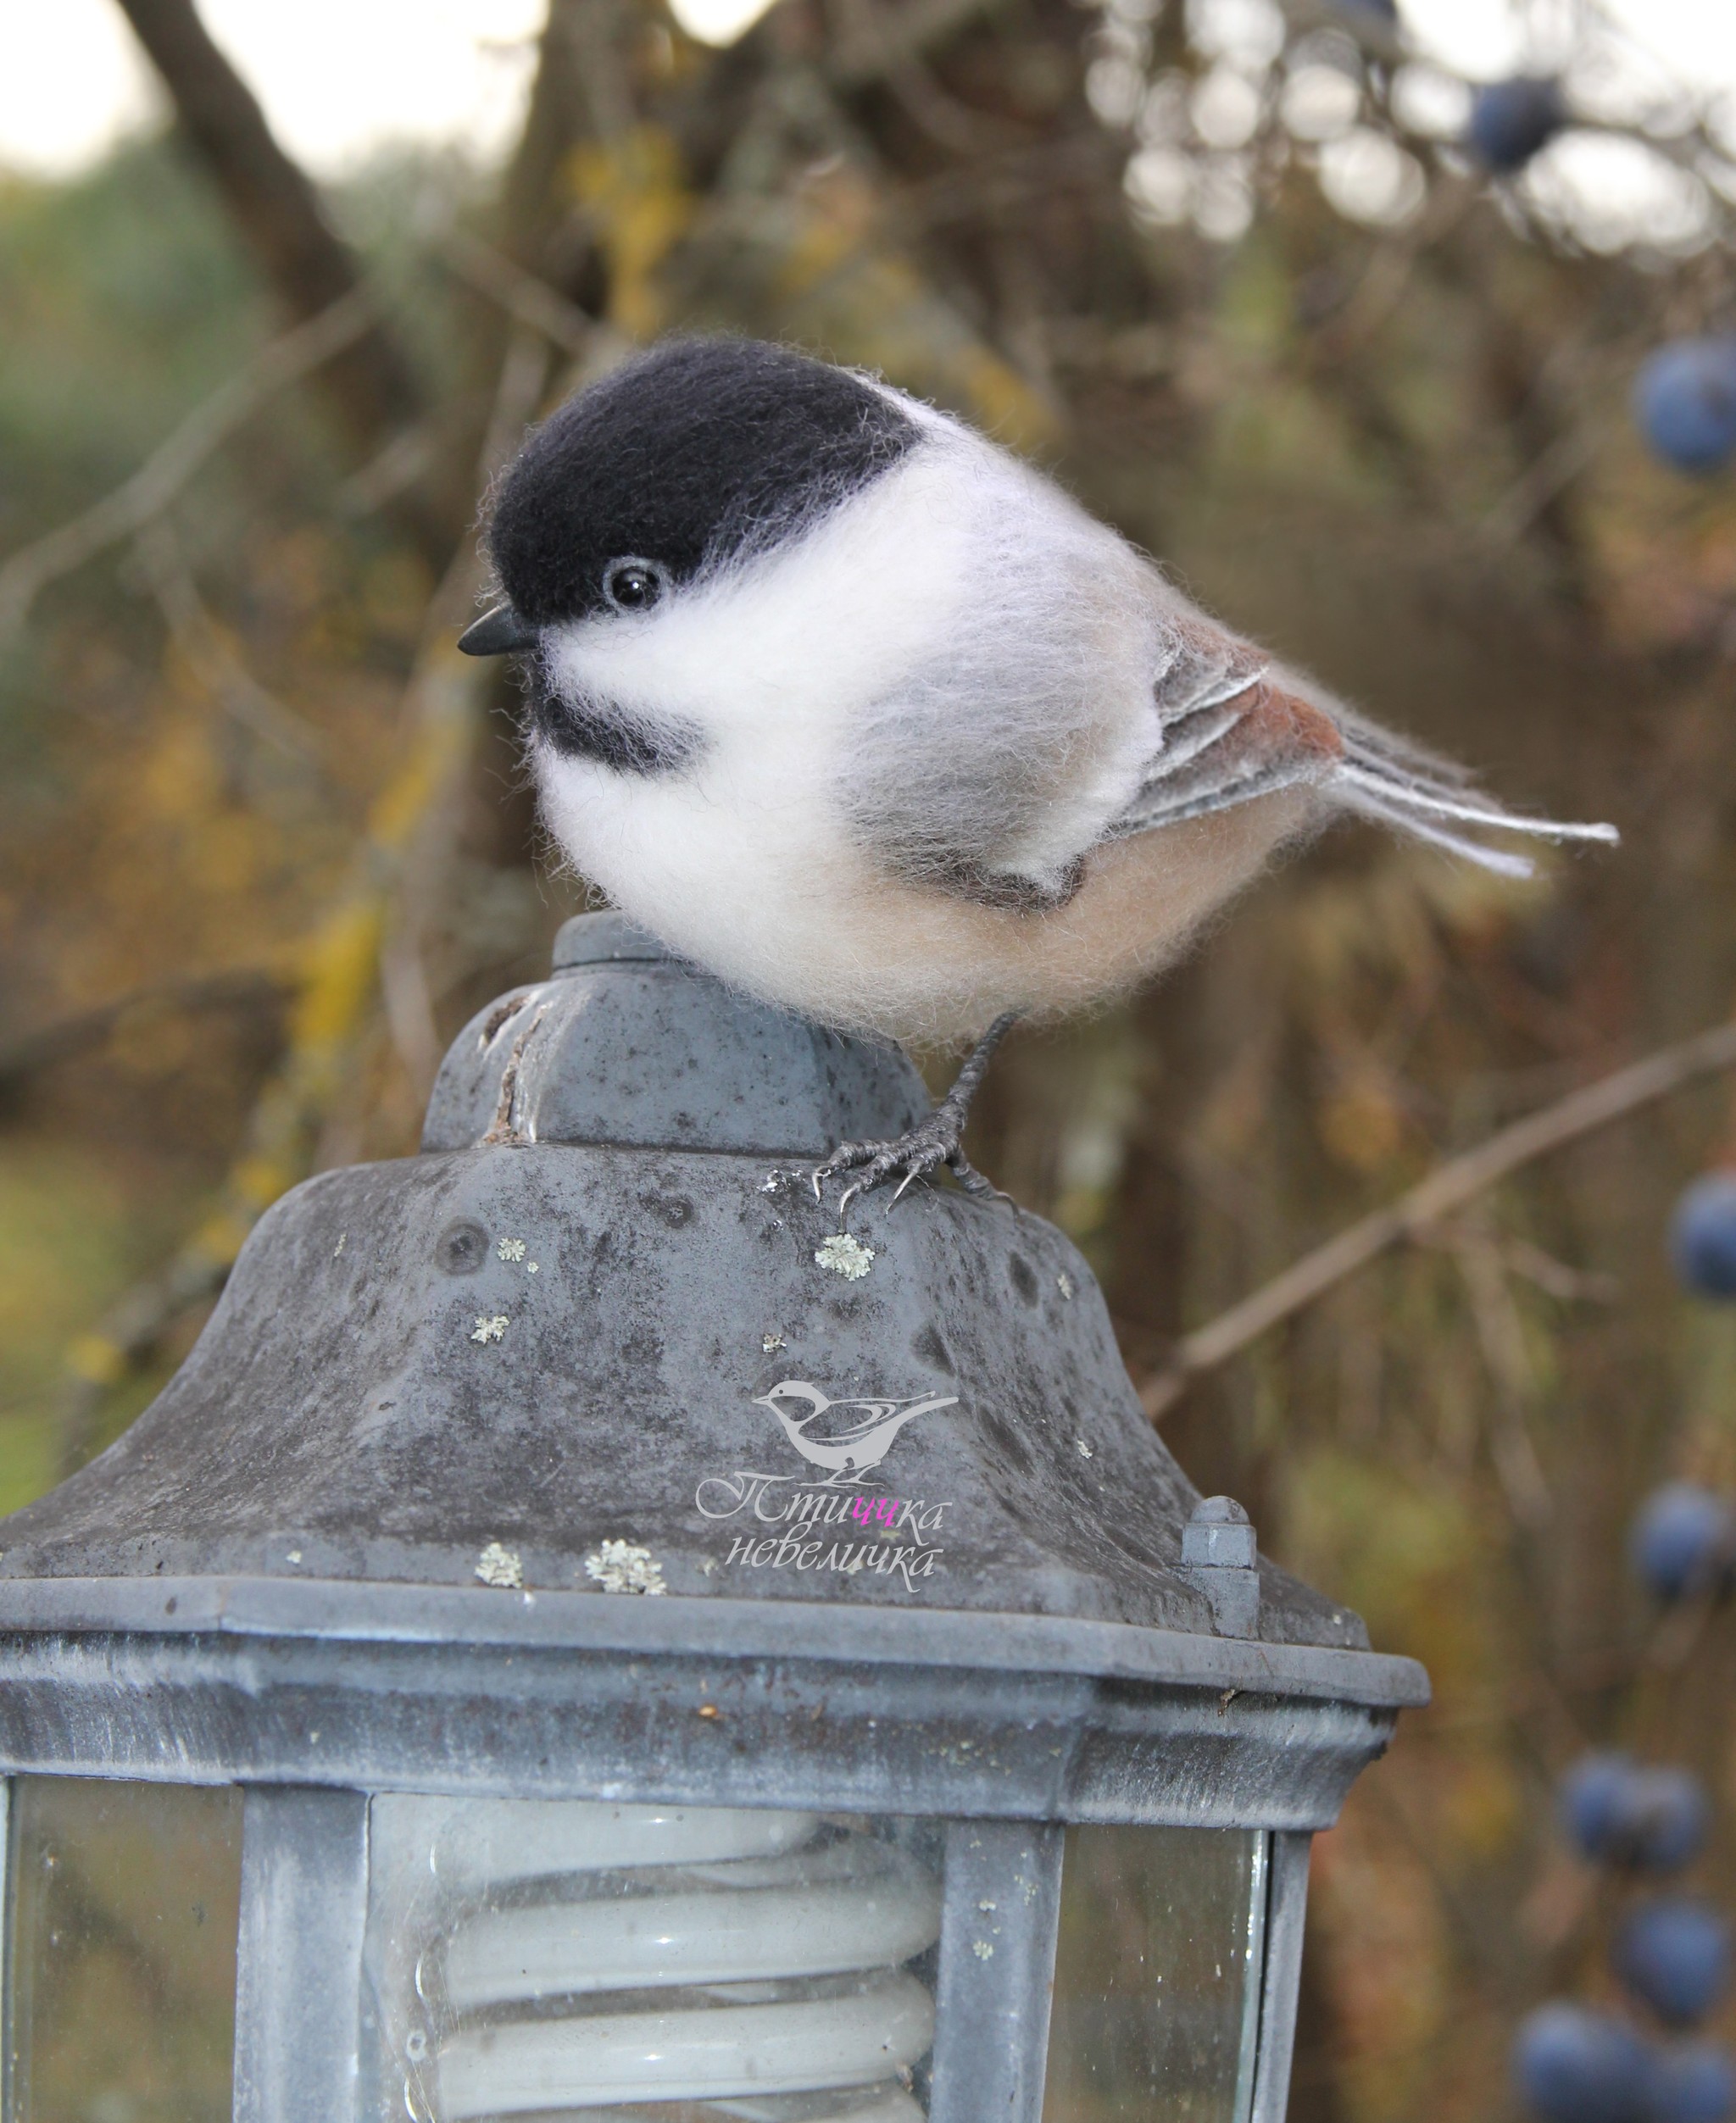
[458,603,537,657]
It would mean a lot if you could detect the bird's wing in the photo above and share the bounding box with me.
[1108,628,1616,878]
[832,1400,902,1437]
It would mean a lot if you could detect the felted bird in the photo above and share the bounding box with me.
[460,337,1615,1206]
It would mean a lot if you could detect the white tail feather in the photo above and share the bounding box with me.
[1337,763,1619,845]
[1339,788,1541,879]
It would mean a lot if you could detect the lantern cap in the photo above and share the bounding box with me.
[0,915,1426,1720]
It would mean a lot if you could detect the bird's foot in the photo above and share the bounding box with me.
[808,1112,1011,1219]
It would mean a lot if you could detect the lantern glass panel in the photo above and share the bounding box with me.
[1042,1826,1267,2123]
[360,1794,943,2123]
[2,1776,242,2123]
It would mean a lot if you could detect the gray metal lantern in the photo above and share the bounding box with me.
[0,913,1425,2123]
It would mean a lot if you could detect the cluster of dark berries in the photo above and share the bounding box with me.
[1519,2008,1732,2123]
[1409,64,1736,481]
[1315,39,1736,481]
[1515,1320,1736,2123]
[1516,1758,1729,2123]
[1628,1175,1736,1605]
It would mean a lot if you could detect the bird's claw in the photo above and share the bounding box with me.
[807,1120,1015,1217]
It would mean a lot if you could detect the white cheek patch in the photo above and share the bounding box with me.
[538,444,976,747]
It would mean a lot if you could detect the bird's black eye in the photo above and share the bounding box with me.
[603,559,666,614]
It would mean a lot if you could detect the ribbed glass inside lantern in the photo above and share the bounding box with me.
[362,1797,943,2123]
[2,1776,242,2123]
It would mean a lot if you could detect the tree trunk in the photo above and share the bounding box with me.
[113,0,450,564]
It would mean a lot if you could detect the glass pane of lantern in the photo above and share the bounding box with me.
[360,1796,943,2123]
[1042,1826,1268,2123]
[3,1775,243,2123]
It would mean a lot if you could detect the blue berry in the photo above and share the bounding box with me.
[1651,2046,1736,2123]
[1515,2004,1653,2123]
[1561,1757,1709,1871]
[1632,1487,1734,1603]
[1468,77,1566,173]
[1624,1771,1712,1873]
[1618,1903,1732,2026]
[1672,1174,1736,1297]
[1564,1753,1642,1860]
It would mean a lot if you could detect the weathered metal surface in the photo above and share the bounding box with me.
[0,1630,1396,1829]
[0,1577,1426,1706]
[928,1820,1064,2123]
[233,1787,369,2123]
[1182,1496,1262,1640]
[1250,1833,1314,2123]
[0,904,1425,1872]
[0,919,1381,1664]
[421,912,931,1157]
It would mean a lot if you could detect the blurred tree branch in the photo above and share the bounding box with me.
[110,0,448,560]
[50,310,577,1477]
[0,971,288,1110]
[0,286,379,640]
[440,230,610,362]
[0,234,609,645]
[1141,1016,1736,1421]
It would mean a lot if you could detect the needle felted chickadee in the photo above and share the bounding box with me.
[460,337,1616,1207]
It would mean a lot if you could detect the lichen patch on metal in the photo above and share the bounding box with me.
[474,1541,524,1589]
[584,1539,667,1595]
[814,1231,875,1280]
[471,1314,509,1344]
[497,1237,527,1262]
[762,1331,786,1353]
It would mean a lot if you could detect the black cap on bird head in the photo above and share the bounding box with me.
[457,336,920,656]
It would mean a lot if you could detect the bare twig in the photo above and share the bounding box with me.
[131,520,331,765]
[0,970,287,1101]
[381,324,556,1098]
[0,286,380,641]
[1140,1017,1736,1420]
[1,231,609,648]
[54,556,489,1476]
[827,0,1002,89]
[1446,1215,1555,1530]
[437,229,601,361]
[826,0,1017,153]
[113,0,441,558]
[1477,423,1603,551]
[50,317,568,1474]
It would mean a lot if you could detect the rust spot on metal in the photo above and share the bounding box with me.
[479,995,531,1050]
[481,1005,549,1146]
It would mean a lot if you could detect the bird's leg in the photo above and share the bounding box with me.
[810,1012,1021,1217]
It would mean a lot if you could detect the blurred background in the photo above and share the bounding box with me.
[3,0,1736,2116]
